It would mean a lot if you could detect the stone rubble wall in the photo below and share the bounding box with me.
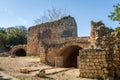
[79,49,107,78]
[90,21,113,48]
[79,49,120,78]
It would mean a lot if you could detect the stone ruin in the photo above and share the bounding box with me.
[79,21,120,79]
[9,16,120,79]
[27,16,90,67]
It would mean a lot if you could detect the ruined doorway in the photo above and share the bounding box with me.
[14,48,26,56]
[59,45,82,68]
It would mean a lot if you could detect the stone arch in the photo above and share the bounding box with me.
[13,48,26,56]
[10,45,27,56]
[56,45,82,68]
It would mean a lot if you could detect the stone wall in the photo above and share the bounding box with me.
[27,16,78,56]
[79,49,107,78]
[39,37,90,65]
[55,56,63,67]
[79,49,120,79]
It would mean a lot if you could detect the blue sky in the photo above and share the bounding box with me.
[0,0,119,36]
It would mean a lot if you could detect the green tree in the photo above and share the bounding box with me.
[6,26,27,46]
[109,3,120,24]
[0,26,27,49]
[109,3,120,34]
[115,27,120,33]
[0,27,7,48]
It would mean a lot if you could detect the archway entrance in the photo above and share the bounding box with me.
[59,45,82,68]
[14,49,26,56]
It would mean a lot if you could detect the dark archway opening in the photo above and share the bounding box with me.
[14,49,26,56]
[60,46,82,68]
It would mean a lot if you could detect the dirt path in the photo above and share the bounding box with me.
[0,57,95,80]
[0,71,19,80]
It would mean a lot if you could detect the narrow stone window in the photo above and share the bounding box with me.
[61,30,72,38]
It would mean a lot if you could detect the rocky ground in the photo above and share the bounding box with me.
[0,56,96,80]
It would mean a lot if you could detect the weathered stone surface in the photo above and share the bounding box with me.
[78,49,120,79]
[55,56,63,67]
[79,49,108,78]
[27,16,79,56]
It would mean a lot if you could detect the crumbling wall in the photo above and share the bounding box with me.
[27,16,78,56]
[90,21,113,48]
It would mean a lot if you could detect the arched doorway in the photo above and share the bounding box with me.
[14,48,26,56]
[59,45,82,68]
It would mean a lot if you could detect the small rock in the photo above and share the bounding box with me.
[19,68,29,73]
[36,69,46,77]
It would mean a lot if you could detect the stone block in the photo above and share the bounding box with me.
[19,68,29,73]
[55,56,63,67]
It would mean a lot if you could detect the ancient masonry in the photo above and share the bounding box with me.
[10,16,120,78]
